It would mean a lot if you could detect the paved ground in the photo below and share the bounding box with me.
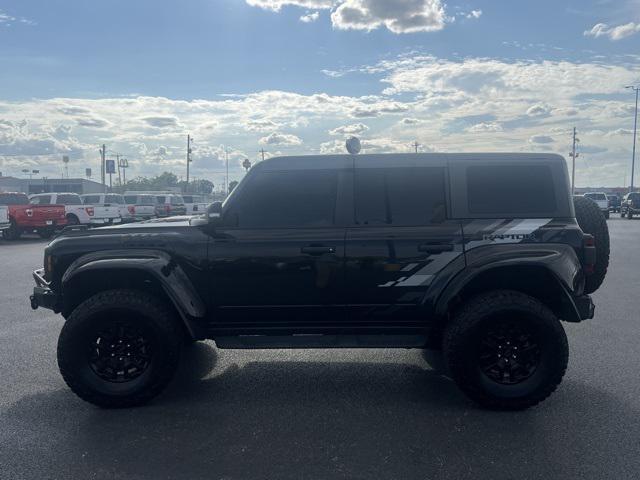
[1,218,640,480]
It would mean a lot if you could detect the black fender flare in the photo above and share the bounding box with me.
[433,244,585,323]
[61,249,206,338]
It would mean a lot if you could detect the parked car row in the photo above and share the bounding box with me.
[1,191,211,241]
[580,191,640,220]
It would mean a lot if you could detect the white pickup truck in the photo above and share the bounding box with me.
[583,192,610,219]
[182,195,209,215]
[29,192,120,226]
[0,205,9,232]
[81,193,132,222]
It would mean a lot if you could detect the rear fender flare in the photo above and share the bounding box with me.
[434,245,584,323]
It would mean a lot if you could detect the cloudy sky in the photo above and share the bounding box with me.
[1,0,639,188]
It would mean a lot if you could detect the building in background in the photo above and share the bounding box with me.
[0,176,105,194]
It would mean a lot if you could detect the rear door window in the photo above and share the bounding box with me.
[82,195,101,204]
[105,194,123,204]
[466,165,556,214]
[354,167,447,225]
[170,196,184,205]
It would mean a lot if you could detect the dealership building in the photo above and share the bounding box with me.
[0,176,106,195]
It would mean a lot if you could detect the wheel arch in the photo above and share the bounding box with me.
[434,263,583,337]
[60,251,206,339]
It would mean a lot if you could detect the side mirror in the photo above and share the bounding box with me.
[207,201,222,220]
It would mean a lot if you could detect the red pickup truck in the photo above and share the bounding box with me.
[0,192,67,240]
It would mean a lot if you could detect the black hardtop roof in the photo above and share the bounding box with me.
[254,153,565,171]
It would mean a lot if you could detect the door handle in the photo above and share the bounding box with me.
[301,245,336,255]
[418,243,454,253]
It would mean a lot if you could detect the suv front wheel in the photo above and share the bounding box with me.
[57,289,184,408]
[444,290,568,410]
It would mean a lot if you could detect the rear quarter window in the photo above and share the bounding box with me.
[466,165,557,215]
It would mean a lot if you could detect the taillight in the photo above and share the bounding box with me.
[26,208,33,217]
[85,207,94,216]
[128,205,135,214]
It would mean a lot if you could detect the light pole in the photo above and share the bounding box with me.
[626,85,639,192]
[569,127,579,196]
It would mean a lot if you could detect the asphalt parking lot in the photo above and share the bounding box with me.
[1,217,640,480]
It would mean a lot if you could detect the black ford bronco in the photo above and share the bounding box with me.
[31,153,610,410]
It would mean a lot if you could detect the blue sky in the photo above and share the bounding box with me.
[1,0,640,187]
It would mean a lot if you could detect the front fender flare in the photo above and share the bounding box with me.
[61,249,206,338]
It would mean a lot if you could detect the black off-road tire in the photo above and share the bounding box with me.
[443,290,568,410]
[57,289,183,408]
[573,196,610,293]
[2,220,21,241]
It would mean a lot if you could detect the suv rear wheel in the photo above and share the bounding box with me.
[444,290,568,410]
[57,289,183,408]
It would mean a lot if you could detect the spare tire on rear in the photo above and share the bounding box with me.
[573,196,609,293]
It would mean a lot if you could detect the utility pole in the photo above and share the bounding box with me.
[99,144,106,192]
[186,134,193,191]
[626,85,639,192]
[116,154,122,187]
[569,127,579,195]
[412,141,420,153]
[260,148,266,162]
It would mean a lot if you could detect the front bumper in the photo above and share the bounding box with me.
[30,269,59,311]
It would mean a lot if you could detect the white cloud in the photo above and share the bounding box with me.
[466,10,482,19]
[245,0,333,12]
[468,122,502,133]
[258,132,303,145]
[526,103,551,116]
[246,0,448,34]
[584,22,640,41]
[328,123,369,135]
[141,116,180,129]
[529,135,554,144]
[0,9,36,26]
[245,119,280,132]
[300,11,320,22]
[331,0,447,33]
